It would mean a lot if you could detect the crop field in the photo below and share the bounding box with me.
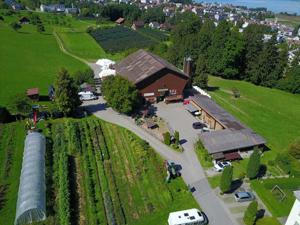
[138,28,169,42]
[0,118,198,225]
[0,14,88,106]
[251,178,300,217]
[90,26,156,53]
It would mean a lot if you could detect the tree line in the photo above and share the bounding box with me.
[167,15,299,93]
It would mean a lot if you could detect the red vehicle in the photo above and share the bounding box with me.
[183,99,190,105]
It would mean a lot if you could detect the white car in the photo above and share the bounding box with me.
[214,161,232,172]
[78,91,98,101]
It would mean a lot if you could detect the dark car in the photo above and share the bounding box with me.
[192,122,205,129]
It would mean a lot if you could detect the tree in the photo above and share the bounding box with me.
[10,21,21,31]
[163,132,171,145]
[246,149,261,179]
[194,54,209,88]
[0,106,11,123]
[288,138,300,159]
[7,93,31,118]
[73,68,95,86]
[243,200,258,225]
[54,68,81,116]
[102,76,138,114]
[174,131,180,146]
[142,7,165,24]
[220,166,233,193]
[37,23,45,33]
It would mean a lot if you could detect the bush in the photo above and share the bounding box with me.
[220,166,233,193]
[163,132,171,145]
[243,200,258,225]
[288,138,300,159]
[247,149,261,179]
[174,130,179,146]
[232,87,240,98]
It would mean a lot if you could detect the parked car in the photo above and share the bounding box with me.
[78,91,98,101]
[192,122,206,129]
[234,191,255,202]
[214,161,232,172]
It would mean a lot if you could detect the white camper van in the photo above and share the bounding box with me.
[78,91,98,101]
[168,208,207,225]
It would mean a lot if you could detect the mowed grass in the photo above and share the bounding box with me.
[0,23,87,106]
[208,76,300,159]
[0,122,26,225]
[57,31,126,62]
[251,178,300,217]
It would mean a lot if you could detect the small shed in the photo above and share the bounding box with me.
[115,17,125,25]
[131,20,144,30]
[26,88,39,101]
[15,132,46,225]
[19,16,30,24]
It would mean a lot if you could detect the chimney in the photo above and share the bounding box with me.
[183,56,192,77]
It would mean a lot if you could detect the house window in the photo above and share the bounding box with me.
[144,92,155,97]
[169,89,176,95]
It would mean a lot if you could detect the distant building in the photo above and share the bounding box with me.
[115,49,190,103]
[40,4,65,13]
[19,16,30,24]
[65,7,78,14]
[26,88,39,102]
[131,20,144,30]
[285,190,300,225]
[149,21,160,29]
[115,17,125,25]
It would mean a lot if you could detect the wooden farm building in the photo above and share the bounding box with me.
[26,88,39,101]
[190,95,266,160]
[115,49,190,103]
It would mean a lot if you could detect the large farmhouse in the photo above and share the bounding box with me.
[190,95,266,161]
[115,49,190,103]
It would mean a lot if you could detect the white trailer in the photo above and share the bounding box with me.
[168,208,207,225]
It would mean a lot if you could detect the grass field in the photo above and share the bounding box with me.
[276,14,300,27]
[251,178,300,217]
[0,21,87,106]
[0,122,26,224]
[0,117,199,225]
[208,76,300,161]
[57,31,126,62]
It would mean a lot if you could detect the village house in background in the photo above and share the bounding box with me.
[131,20,144,30]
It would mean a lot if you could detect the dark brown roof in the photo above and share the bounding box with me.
[115,49,189,84]
[132,20,144,27]
[26,88,39,96]
[115,17,125,24]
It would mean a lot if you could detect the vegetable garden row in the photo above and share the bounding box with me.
[89,26,156,53]
[0,118,198,225]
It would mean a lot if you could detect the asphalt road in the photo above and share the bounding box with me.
[83,98,238,225]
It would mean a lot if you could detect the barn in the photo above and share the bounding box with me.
[115,49,190,103]
[190,94,266,161]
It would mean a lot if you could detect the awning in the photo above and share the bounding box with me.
[212,152,224,160]
[224,152,242,161]
[185,104,198,113]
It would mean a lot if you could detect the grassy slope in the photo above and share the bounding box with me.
[0,21,87,106]
[57,31,126,62]
[0,122,25,224]
[276,14,300,27]
[208,76,300,157]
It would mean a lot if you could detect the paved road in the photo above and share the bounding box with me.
[83,98,238,225]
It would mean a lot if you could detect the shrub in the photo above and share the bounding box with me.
[174,130,179,146]
[163,132,171,145]
[247,149,261,179]
[288,138,300,159]
[232,87,240,98]
[243,200,258,225]
[220,166,233,193]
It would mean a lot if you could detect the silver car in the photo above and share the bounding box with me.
[234,191,255,202]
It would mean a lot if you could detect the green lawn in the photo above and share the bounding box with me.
[208,76,300,163]
[256,217,282,225]
[251,178,300,217]
[57,31,126,62]
[0,16,88,106]
[276,14,300,27]
[0,122,26,224]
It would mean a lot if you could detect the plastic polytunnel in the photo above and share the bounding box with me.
[15,132,46,225]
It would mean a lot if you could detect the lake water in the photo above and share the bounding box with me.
[197,0,300,14]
